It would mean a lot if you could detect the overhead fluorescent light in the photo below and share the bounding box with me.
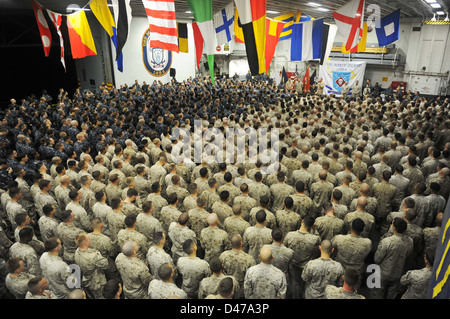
[185,10,192,13]
[424,0,437,3]
[436,10,445,15]
[430,3,441,8]
[317,7,329,11]
[267,10,280,14]
[307,2,322,7]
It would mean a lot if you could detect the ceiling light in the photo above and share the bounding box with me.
[267,10,280,14]
[307,2,322,7]
[436,10,445,15]
[424,0,437,3]
[317,7,329,11]
[185,10,192,13]
[430,3,441,8]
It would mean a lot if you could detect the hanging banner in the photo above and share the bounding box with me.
[319,60,366,95]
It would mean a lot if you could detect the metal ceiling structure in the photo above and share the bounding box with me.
[0,0,448,21]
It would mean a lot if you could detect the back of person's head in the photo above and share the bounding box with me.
[332,189,342,201]
[110,198,122,210]
[404,197,415,209]
[124,215,137,228]
[404,208,417,222]
[231,234,242,249]
[260,195,270,207]
[14,213,27,226]
[272,228,283,242]
[255,209,267,224]
[224,172,232,183]
[44,237,60,252]
[167,192,178,205]
[6,257,22,274]
[320,239,333,255]
[220,190,229,201]
[393,217,407,234]
[122,241,136,257]
[209,257,223,274]
[102,278,122,299]
[182,239,195,255]
[351,218,365,235]
[302,215,315,230]
[178,213,189,225]
[343,268,360,288]
[217,277,234,298]
[295,181,305,193]
[284,196,294,209]
[19,227,33,242]
[27,276,44,295]
[158,263,174,282]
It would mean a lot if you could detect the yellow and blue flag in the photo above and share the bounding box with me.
[275,10,312,41]
[428,200,450,299]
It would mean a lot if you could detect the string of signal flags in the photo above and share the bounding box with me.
[31,0,402,82]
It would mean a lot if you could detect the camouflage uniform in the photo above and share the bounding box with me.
[343,210,374,238]
[57,222,84,264]
[117,229,149,262]
[333,185,357,208]
[219,249,255,299]
[25,291,58,299]
[315,215,344,241]
[233,195,258,221]
[92,202,113,238]
[248,182,271,203]
[218,183,241,205]
[160,205,182,234]
[39,252,72,299]
[310,180,334,216]
[9,242,41,276]
[324,285,365,299]
[264,243,293,282]
[248,207,277,229]
[115,252,152,299]
[136,213,163,245]
[88,232,119,280]
[302,257,344,299]
[283,230,321,299]
[5,272,35,299]
[66,201,92,232]
[182,195,198,214]
[145,193,168,220]
[198,189,220,213]
[74,247,109,299]
[106,210,126,243]
[400,194,430,228]
[177,256,211,299]
[5,201,26,229]
[349,196,378,217]
[243,225,273,263]
[270,183,295,212]
[211,201,233,228]
[122,201,143,218]
[54,185,71,212]
[400,267,433,299]
[146,246,177,281]
[80,187,96,218]
[166,185,189,211]
[331,234,372,274]
[290,193,314,218]
[373,233,414,299]
[35,192,60,219]
[244,262,287,299]
[200,226,231,263]
[148,279,187,299]
[423,226,440,257]
[105,183,122,203]
[198,273,239,299]
[275,209,301,236]
[168,222,197,263]
[223,215,251,239]
[389,174,410,210]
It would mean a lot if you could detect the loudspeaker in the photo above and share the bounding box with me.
[170,68,176,77]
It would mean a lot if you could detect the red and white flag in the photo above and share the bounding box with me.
[31,0,52,57]
[46,10,66,71]
[142,0,179,53]
[333,0,365,52]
